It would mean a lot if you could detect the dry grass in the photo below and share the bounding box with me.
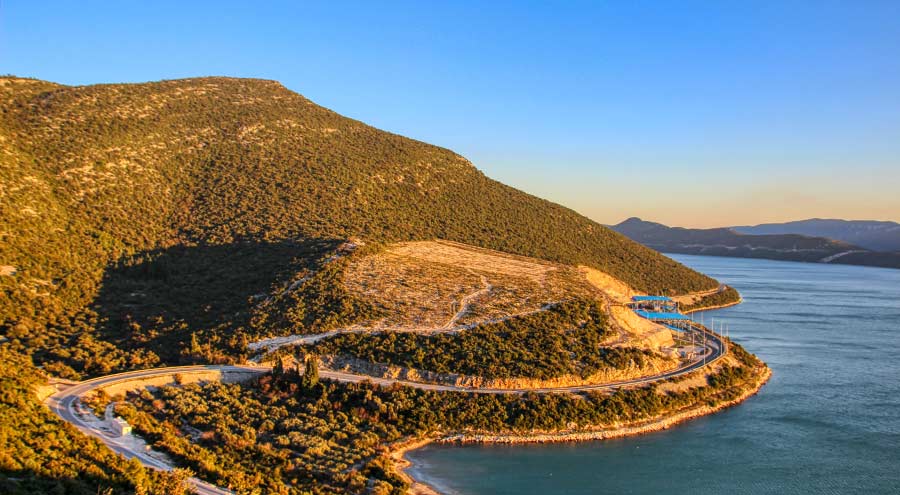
[654,353,740,394]
[343,240,678,352]
[344,240,597,330]
[389,240,555,281]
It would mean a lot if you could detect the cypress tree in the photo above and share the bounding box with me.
[302,355,319,389]
[189,332,202,361]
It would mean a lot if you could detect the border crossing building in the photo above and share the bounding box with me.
[629,296,691,331]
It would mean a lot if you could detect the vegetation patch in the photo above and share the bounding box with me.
[681,287,741,313]
[314,299,661,380]
[0,348,190,495]
[116,340,768,494]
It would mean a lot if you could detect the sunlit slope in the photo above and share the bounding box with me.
[0,76,721,376]
[1,76,714,292]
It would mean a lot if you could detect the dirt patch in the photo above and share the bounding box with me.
[390,240,556,281]
[609,306,674,348]
[672,286,720,306]
[344,240,597,330]
[580,266,634,303]
[579,266,673,349]
[655,370,711,394]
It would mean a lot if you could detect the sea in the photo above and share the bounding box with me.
[406,254,900,494]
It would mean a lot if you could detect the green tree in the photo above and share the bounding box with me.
[189,332,202,361]
[301,355,319,389]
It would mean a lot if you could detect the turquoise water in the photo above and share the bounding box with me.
[406,255,900,494]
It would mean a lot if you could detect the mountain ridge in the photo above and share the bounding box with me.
[732,218,900,252]
[611,217,900,269]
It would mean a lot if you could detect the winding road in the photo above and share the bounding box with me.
[45,323,725,494]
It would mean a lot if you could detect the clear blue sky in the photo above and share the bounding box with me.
[3,1,899,226]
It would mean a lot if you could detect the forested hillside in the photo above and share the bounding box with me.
[0,76,726,492]
[1,76,718,373]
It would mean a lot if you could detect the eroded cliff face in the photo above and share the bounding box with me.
[580,266,676,350]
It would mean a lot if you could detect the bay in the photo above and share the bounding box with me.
[406,255,900,494]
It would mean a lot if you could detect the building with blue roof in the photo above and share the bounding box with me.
[631,295,673,302]
[634,310,690,321]
[629,295,678,312]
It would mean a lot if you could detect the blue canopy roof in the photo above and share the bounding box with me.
[632,295,673,302]
[634,310,690,321]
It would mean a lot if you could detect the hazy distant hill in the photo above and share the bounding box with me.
[611,217,900,269]
[732,219,900,252]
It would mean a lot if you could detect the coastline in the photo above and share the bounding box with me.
[397,364,771,494]
[681,296,743,314]
[390,437,442,495]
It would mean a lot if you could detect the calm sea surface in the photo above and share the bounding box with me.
[406,255,900,494]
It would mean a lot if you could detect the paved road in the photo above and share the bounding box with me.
[45,366,251,495]
[46,325,725,493]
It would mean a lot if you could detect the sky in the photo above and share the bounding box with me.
[3,1,899,227]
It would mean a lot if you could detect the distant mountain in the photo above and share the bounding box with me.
[611,217,900,269]
[733,219,900,252]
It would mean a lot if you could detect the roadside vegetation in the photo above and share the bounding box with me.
[681,287,741,313]
[0,348,190,495]
[314,298,659,380]
[114,340,767,494]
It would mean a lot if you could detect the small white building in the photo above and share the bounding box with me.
[110,417,132,437]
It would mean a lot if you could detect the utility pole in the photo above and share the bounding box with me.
[725,324,729,354]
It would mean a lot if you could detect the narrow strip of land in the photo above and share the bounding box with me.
[46,324,725,494]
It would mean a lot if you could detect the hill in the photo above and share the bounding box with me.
[0,76,751,494]
[0,76,726,375]
[612,217,900,269]
[0,76,731,383]
[733,218,900,252]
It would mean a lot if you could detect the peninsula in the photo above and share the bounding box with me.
[1,77,765,495]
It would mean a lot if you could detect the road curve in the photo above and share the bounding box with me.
[45,325,725,493]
